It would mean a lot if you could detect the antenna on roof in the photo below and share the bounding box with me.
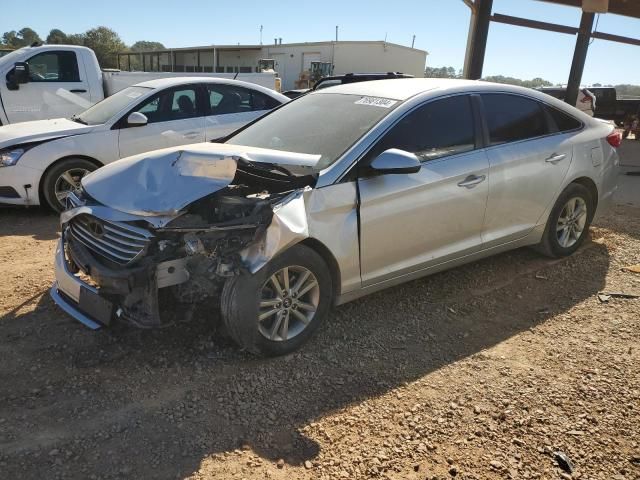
[411,34,416,48]
[260,25,263,45]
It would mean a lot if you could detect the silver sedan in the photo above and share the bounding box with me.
[51,79,620,356]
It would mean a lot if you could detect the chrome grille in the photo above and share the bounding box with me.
[66,191,83,209]
[69,214,153,265]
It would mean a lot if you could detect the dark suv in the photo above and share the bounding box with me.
[282,72,414,99]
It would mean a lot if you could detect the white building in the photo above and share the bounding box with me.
[118,41,428,91]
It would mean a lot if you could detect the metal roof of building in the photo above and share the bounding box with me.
[126,41,427,55]
[539,0,640,19]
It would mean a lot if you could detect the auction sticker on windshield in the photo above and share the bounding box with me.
[354,96,397,108]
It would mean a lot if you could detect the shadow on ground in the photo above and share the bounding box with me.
[0,225,611,478]
[0,206,58,240]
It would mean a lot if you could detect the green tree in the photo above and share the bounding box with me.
[83,26,126,68]
[66,33,87,45]
[425,65,460,78]
[482,75,553,88]
[2,31,20,47]
[18,27,41,46]
[46,28,68,44]
[130,41,165,52]
[2,27,42,47]
[524,77,552,88]
[615,84,640,97]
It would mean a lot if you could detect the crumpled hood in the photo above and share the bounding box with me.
[0,118,94,149]
[82,142,320,217]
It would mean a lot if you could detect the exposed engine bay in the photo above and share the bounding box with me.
[59,148,318,329]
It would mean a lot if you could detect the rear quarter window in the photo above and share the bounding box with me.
[546,106,583,133]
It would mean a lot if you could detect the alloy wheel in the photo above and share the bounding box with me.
[258,265,320,342]
[556,196,588,248]
[54,168,90,208]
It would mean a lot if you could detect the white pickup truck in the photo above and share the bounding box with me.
[0,45,278,125]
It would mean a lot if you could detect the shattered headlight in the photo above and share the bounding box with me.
[0,147,26,167]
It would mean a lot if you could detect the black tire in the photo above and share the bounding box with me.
[220,244,333,356]
[42,158,98,212]
[536,183,594,258]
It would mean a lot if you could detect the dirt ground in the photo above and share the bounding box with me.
[0,182,639,479]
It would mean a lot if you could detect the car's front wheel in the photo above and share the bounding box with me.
[42,158,98,212]
[537,183,594,258]
[220,244,333,356]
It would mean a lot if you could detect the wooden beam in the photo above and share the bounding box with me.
[462,0,476,12]
[465,0,493,79]
[490,13,640,47]
[592,30,640,47]
[491,13,578,35]
[566,11,595,107]
[536,0,640,20]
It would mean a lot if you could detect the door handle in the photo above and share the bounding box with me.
[457,174,486,188]
[545,153,566,164]
[69,89,87,93]
[183,132,200,139]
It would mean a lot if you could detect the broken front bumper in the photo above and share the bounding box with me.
[50,238,103,329]
[50,233,189,329]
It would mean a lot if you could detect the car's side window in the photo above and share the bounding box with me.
[207,85,280,115]
[26,51,80,82]
[251,91,281,111]
[545,105,582,133]
[132,87,200,124]
[482,94,549,145]
[366,95,476,163]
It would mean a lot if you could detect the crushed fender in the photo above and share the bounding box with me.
[61,144,320,327]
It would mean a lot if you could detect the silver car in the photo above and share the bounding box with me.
[51,79,620,355]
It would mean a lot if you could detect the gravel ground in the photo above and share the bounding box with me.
[0,195,638,480]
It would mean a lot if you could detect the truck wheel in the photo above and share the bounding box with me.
[220,244,332,356]
[536,183,594,258]
[42,158,97,212]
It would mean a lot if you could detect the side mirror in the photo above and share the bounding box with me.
[127,112,148,127]
[369,148,421,175]
[14,62,29,84]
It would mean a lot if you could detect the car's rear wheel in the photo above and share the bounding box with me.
[42,158,97,212]
[537,183,594,258]
[220,244,332,356]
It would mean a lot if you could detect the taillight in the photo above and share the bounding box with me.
[607,131,622,148]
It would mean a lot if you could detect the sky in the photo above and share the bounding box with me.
[1,0,639,85]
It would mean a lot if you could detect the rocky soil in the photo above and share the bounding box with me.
[0,201,638,480]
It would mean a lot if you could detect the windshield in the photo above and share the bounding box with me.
[76,86,153,125]
[226,93,398,169]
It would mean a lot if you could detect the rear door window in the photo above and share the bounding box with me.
[367,95,476,162]
[207,84,280,114]
[481,94,549,145]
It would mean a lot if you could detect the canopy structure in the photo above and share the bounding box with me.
[463,0,640,106]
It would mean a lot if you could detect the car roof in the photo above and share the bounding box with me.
[133,76,288,100]
[314,78,591,110]
[311,78,479,100]
[311,78,596,124]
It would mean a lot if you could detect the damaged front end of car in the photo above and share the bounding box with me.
[50,144,319,329]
